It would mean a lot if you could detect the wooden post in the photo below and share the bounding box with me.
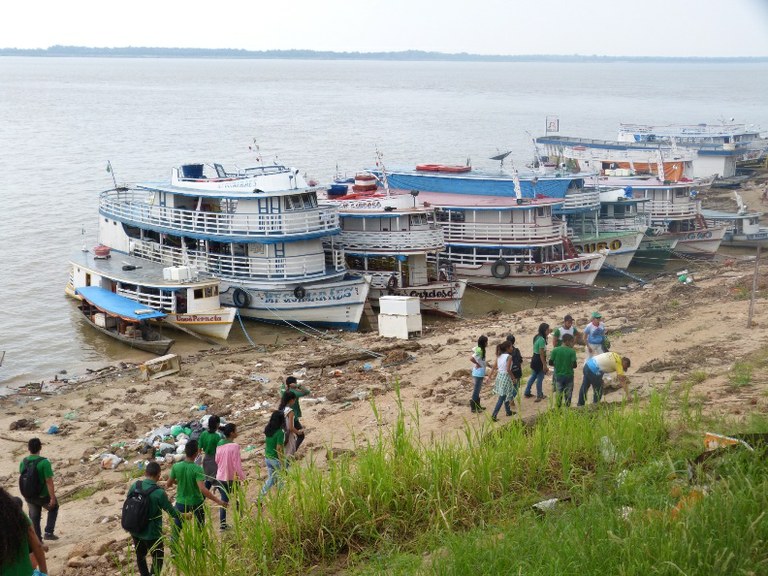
[748,245,761,328]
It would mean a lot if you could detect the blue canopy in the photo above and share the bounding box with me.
[75,286,166,321]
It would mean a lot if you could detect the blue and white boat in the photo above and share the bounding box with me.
[378,157,592,199]
[95,161,370,331]
[702,192,768,249]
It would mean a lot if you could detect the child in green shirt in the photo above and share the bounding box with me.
[549,333,578,407]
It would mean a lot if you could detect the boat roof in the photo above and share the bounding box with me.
[378,166,594,181]
[75,286,167,320]
[536,135,696,157]
[701,209,762,220]
[136,181,325,199]
[416,191,562,209]
[70,251,218,290]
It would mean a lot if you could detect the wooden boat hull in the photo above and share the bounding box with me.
[368,279,467,317]
[78,307,174,355]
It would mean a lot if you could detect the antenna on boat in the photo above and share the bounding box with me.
[490,150,512,172]
[106,161,117,189]
[526,131,544,170]
[655,148,665,183]
[249,139,263,164]
[510,162,523,202]
[374,147,391,198]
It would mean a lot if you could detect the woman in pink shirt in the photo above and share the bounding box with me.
[215,423,245,530]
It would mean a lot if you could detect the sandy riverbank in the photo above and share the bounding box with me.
[2,178,768,575]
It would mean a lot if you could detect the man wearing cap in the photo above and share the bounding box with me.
[577,352,631,405]
[583,312,606,359]
[19,437,59,541]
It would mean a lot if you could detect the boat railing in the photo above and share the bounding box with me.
[560,190,601,211]
[100,189,339,238]
[130,240,330,281]
[337,228,445,252]
[596,215,650,232]
[116,287,175,312]
[439,221,566,243]
[644,200,698,219]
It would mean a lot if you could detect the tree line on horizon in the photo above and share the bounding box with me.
[1,45,766,62]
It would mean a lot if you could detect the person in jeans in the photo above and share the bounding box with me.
[280,376,311,450]
[260,410,287,498]
[577,352,631,406]
[215,423,245,530]
[127,461,180,576]
[166,439,227,532]
[469,335,489,413]
[19,437,59,541]
[487,340,516,422]
[549,333,578,407]
[524,323,551,402]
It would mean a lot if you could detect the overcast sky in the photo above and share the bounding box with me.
[5,0,768,57]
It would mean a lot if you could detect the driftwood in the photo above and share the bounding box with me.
[288,341,421,370]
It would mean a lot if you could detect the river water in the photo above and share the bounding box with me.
[1,57,766,388]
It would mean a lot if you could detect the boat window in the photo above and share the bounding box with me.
[302,193,317,208]
[205,286,216,298]
[675,189,688,198]
[194,288,204,299]
[410,214,427,226]
[613,205,625,217]
[536,207,547,218]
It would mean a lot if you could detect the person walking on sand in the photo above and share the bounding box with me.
[0,486,48,576]
[487,340,517,422]
[198,414,222,489]
[260,410,287,498]
[583,311,607,359]
[19,437,59,542]
[469,335,489,413]
[524,323,551,402]
[166,439,228,531]
[280,376,310,450]
[549,333,578,407]
[551,314,580,392]
[577,352,631,406]
[279,390,303,457]
[505,334,524,385]
[126,461,180,576]
[215,423,245,531]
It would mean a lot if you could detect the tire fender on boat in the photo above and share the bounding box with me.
[491,259,511,279]
[232,288,250,308]
[293,285,307,300]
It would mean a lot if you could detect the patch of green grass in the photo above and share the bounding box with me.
[729,362,753,389]
[67,481,105,502]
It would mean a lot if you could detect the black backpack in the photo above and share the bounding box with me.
[19,457,44,499]
[121,482,160,533]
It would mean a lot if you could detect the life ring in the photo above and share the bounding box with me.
[232,288,250,308]
[293,285,307,300]
[387,275,399,290]
[491,259,510,279]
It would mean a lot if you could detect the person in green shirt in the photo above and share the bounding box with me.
[198,415,222,489]
[19,437,59,541]
[280,376,310,450]
[549,333,578,407]
[166,439,227,532]
[0,486,48,576]
[127,461,180,576]
[260,410,287,498]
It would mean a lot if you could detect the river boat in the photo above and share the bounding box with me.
[321,183,466,316]
[617,122,768,178]
[416,189,606,289]
[535,135,698,182]
[66,249,236,340]
[378,153,593,199]
[75,286,174,355]
[96,161,370,331]
[554,186,643,270]
[701,192,768,249]
[590,176,725,260]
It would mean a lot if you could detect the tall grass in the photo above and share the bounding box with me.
[158,389,675,575]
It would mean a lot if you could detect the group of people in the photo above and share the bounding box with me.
[470,311,631,419]
[1,375,312,576]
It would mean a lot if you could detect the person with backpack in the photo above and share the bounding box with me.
[166,439,227,531]
[0,487,49,576]
[123,461,180,576]
[524,323,551,403]
[19,437,59,541]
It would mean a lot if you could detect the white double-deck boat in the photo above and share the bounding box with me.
[418,191,606,289]
[66,249,236,340]
[322,183,466,316]
[590,176,725,260]
[702,192,768,249]
[94,162,370,331]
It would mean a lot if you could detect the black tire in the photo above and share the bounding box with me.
[232,288,250,308]
[293,285,307,300]
[491,259,511,279]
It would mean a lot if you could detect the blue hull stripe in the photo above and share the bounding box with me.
[385,173,575,198]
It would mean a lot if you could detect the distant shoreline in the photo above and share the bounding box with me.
[1,46,767,63]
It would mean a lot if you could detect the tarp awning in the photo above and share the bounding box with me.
[75,286,166,321]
